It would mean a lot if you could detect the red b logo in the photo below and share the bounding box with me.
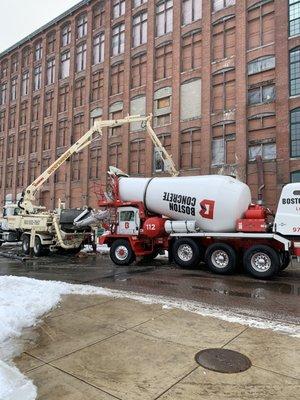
[199,199,215,220]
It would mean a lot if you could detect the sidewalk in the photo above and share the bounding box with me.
[14,294,300,400]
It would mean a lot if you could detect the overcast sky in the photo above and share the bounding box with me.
[0,0,81,52]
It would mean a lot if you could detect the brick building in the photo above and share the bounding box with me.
[0,0,299,210]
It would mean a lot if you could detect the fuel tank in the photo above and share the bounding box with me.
[118,175,251,232]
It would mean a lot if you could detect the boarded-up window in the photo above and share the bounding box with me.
[131,52,147,88]
[247,0,275,50]
[154,87,172,128]
[212,15,235,61]
[212,68,235,113]
[181,29,201,72]
[130,96,146,132]
[180,128,201,169]
[181,79,201,120]
[155,42,172,81]
[130,140,146,175]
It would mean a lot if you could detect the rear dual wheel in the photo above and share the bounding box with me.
[205,243,237,275]
[243,245,280,279]
[173,238,204,269]
[22,235,49,257]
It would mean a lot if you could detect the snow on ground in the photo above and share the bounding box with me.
[0,275,299,400]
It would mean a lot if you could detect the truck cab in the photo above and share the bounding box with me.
[0,204,22,244]
[117,207,140,235]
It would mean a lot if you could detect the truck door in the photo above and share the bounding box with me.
[117,208,139,235]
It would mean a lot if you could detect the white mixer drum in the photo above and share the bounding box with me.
[118,175,251,232]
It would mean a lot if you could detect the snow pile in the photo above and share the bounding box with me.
[0,275,299,400]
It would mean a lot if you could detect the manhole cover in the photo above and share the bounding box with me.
[195,348,251,373]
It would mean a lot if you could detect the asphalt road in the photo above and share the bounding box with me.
[0,245,299,329]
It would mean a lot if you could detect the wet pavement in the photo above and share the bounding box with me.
[0,244,299,328]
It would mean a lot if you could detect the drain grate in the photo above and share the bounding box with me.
[195,348,251,373]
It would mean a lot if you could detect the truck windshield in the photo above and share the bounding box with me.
[120,211,135,222]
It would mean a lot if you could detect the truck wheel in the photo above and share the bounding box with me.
[280,252,290,271]
[243,245,280,279]
[33,236,44,257]
[110,240,135,266]
[173,238,201,269]
[205,243,237,275]
[22,235,30,255]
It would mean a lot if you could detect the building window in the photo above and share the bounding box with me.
[212,137,225,166]
[0,165,3,189]
[0,138,4,158]
[133,0,147,7]
[108,143,122,168]
[62,24,71,46]
[212,15,235,61]
[130,140,145,175]
[113,0,125,19]
[58,119,68,147]
[35,41,43,61]
[93,2,105,30]
[6,165,13,189]
[89,147,101,179]
[130,95,146,131]
[181,79,201,120]
[71,152,83,181]
[76,43,87,72]
[93,33,105,64]
[18,132,26,156]
[156,0,173,37]
[45,91,54,117]
[42,157,51,173]
[131,52,147,88]
[154,88,172,127]
[0,83,7,105]
[112,23,125,56]
[47,32,56,53]
[211,124,236,166]
[58,85,69,112]
[20,101,28,125]
[248,84,275,106]
[182,30,201,72]
[155,42,172,80]
[22,47,30,67]
[212,69,235,113]
[182,0,202,25]
[290,47,300,97]
[110,62,124,95]
[30,129,38,153]
[60,51,70,79]
[0,111,5,132]
[291,170,300,182]
[7,135,15,158]
[133,12,147,47]
[21,71,29,96]
[32,97,40,122]
[180,128,201,169]
[248,142,276,161]
[17,162,24,187]
[109,104,123,136]
[289,0,300,37]
[154,134,171,172]
[29,160,38,182]
[291,108,300,157]
[9,106,16,129]
[73,114,85,143]
[213,0,235,12]
[11,55,19,74]
[10,77,17,101]
[247,0,275,49]
[43,124,52,150]
[77,14,87,39]
[91,70,104,101]
[0,60,8,79]
[248,55,275,75]
[46,59,55,85]
[74,79,86,107]
[33,66,42,91]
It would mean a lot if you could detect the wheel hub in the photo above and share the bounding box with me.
[178,244,193,262]
[116,245,129,261]
[251,253,271,272]
[211,250,229,269]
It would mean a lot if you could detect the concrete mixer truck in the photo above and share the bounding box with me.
[99,168,300,279]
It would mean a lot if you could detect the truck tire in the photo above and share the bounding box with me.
[205,243,237,275]
[243,245,280,279]
[110,239,135,266]
[33,236,44,257]
[22,235,30,255]
[173,238,201,269]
